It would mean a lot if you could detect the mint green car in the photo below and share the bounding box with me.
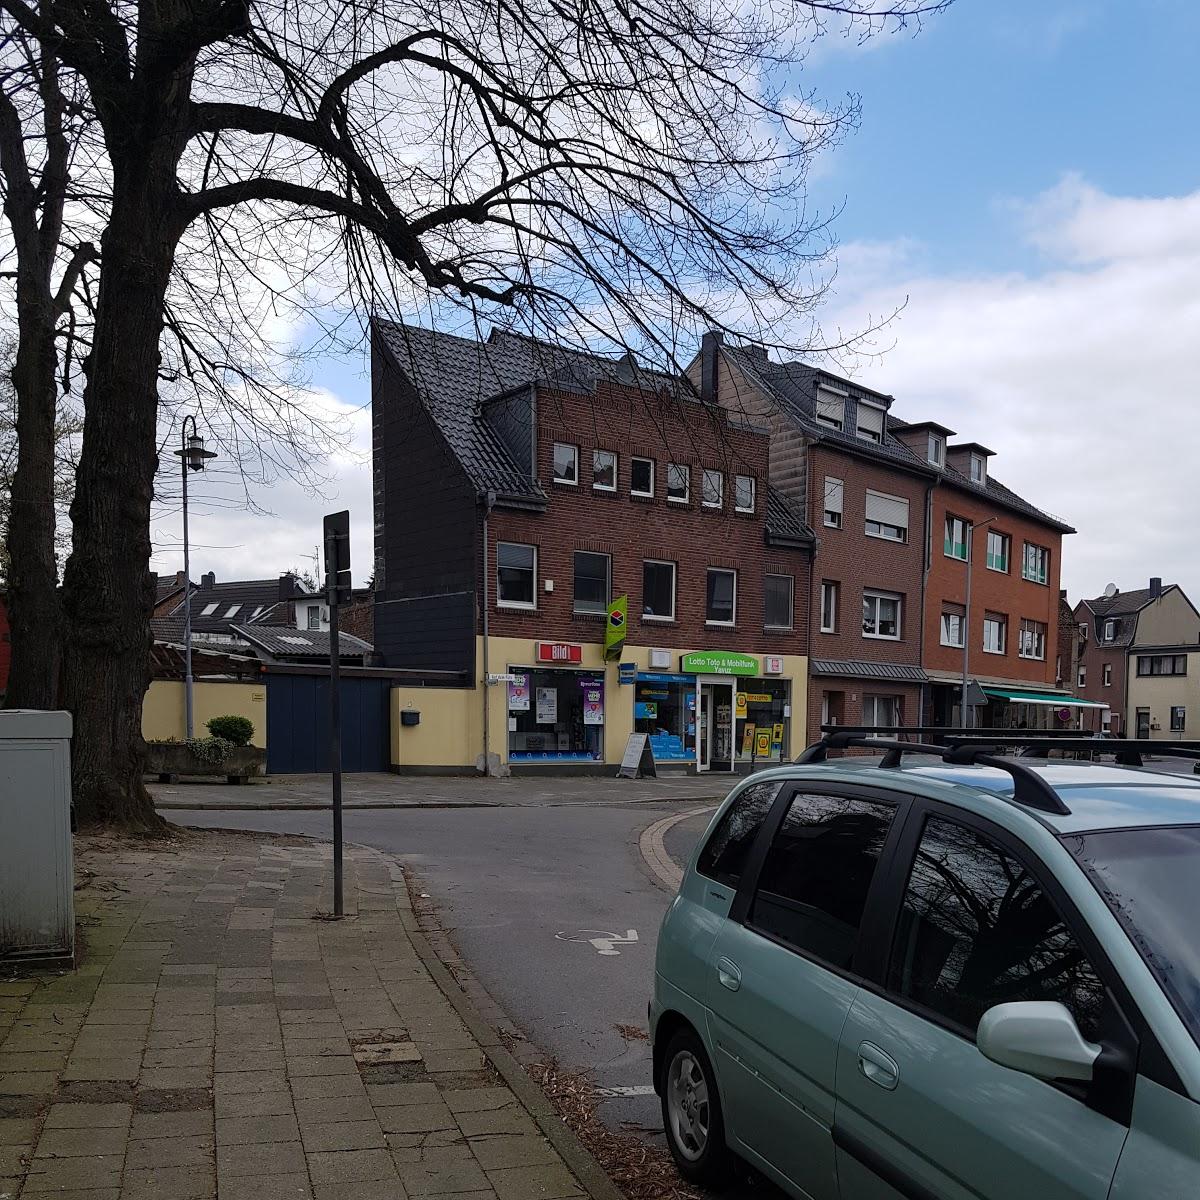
[650,746,1200,1198]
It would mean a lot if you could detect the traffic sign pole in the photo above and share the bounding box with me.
[323,510,351,918]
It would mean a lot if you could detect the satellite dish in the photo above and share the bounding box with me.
[1103,582,1118,598]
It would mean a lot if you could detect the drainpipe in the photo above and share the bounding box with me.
[480,490,497,775]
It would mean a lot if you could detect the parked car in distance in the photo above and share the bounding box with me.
[650,735,1200,1199]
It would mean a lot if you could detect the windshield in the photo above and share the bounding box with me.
[1068,825,1200,1048]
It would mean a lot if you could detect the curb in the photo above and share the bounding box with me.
[637,804,717,892]
[154,794,726,813]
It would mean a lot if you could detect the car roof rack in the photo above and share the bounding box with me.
[796,730,1070,816]
[950,736,1200,769]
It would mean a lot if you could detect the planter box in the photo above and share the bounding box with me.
[145,741,266,785]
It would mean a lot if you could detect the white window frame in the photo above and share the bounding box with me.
[815,386,845,431]
[944,515,968,561]
[820,581,838,634]
[862,694,900,730]
[856,400,886,444]
[306,606,321,631]
[824,476,844,529]
[496,541,537,610]
[734,474,756,513]
[630,456,655,498]
[985,530,1010,574]
[864,490,909,543]
[1171,706,1187,733]
[970,453,986,483]
[1078,665,1087,688]
[982,612,1007,655]
[940,609,964,648]
[765,573,794,631]
[862,590,902,641]
[572,550,611,616]
[592,449,617,492]
[552,442,579,485]
[1102,663,1112,687]
[201,602,218,616]
[224,604,241,619]
[1018,618,1046,661]
[642,559,676,622]
[702,469,724,509]
[666,463,690,504]
[927,433,945,466]
[1023,541,1049,584]
[705,567,737,627]
[1103,619,1115,641]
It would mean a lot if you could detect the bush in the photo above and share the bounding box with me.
[206,714,255,746]
[185,736,234,765]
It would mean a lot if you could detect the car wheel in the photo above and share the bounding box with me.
[660,1026,733,1189]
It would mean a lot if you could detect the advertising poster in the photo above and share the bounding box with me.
[507,675,530,712]
[583,684,605,725]
[755,728,772,759]
[735,692,748,719]
[536,687,558,724]
[741,723,756,756]
[772,722,785,753]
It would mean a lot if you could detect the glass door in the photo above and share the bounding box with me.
[698,680,734,771]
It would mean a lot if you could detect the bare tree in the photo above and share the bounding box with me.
[0,0,950,825]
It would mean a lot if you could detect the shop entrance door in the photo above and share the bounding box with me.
[698,679,735,772]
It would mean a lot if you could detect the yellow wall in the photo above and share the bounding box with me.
[143,681,267,746]
[389,635,808,770]
[1134,590,1200,646]
[1125,652,1199,740]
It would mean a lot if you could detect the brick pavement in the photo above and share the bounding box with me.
[0,832,608,1200]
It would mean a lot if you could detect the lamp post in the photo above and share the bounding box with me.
[173,417,217,739]
[961,516,995,729]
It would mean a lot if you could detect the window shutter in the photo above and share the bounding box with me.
[856,402,885,439]
[825,477,844,515]
[865,491,909,528]
[816,389,844,426]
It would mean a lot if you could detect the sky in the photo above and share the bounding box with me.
[152,0,1200,606]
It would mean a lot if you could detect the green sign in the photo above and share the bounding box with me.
[604,595,628,660]
[680,650,760,676]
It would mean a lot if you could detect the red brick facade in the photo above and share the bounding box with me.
[1072,601,1126,733]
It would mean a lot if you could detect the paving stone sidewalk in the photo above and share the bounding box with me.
[0,831,606,1200]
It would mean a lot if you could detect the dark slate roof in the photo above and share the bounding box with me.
[167,578,292,633]
[810,658,929,683]
[1084,586,1172,618]
[232,625,373,662]
[765,487,815,545]
[149,617,256,653]
[155,573,189,606]
[374,320,677,499]
[937,461,1074,534]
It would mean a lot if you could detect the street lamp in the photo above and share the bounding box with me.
[961,516,996,729]
[173,417,217,739]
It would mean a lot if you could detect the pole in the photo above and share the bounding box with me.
[327,532,343,917]
[480,491,496,777]
[962,523,972,730]
[182,420,195,739]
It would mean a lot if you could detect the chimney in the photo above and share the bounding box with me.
[700,330,722,405]
[278,572,297,600]
[201,571,215,588]
[1150,577,1162,599]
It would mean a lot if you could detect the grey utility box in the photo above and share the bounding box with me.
[0,710,75,965]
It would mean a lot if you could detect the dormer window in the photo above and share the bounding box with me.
[815,387,845,431]
[856,400,885,444]
[927,433,945,466]
[1104,619,1116,641]
[969,453,986,483]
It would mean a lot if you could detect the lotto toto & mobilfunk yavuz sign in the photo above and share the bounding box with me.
[679,651,760,676]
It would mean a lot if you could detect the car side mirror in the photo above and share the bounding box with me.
[977,1001,1101,1082]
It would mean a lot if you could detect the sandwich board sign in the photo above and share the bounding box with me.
[617,732,657,779]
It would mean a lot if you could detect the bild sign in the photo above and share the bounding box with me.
[537,642,583,664]
[679,650,760,676]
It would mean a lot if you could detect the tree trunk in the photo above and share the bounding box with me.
[60,168,182,829]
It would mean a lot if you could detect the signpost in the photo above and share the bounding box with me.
[323,510,351,917]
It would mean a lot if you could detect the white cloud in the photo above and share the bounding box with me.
[821,176,1200,605]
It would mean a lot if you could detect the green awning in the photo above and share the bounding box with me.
[982,687,1108,710]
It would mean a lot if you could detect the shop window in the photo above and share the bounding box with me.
[497,542,536,608]
[706,568,737,626]
[862,590,901,640]
[635,674,697,763]
[702,469,724,509]
[573,551,610,615]
[667,463,690,503]
[552,443,578,485]
[735,475,755,513]
[765,574,794,630]
[820,581,838,633]
[592,449,617,491]
[642,560,676,621]
[507,668,604,762]
[735,680,790,764]
[630,457,654,497]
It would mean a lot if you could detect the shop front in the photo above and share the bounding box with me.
[506,642,605,763]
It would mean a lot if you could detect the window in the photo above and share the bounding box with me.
[765,574,794,630]
[1172,706,1187,732]
[592,449,617,491]
[1018,618,1046,661]
[864,490,909,542]
[702,469,724,509]
[642,560,676,621]
[940,605,964,648]
[970,453,987,483]
[856,401,885,444]
[820,581,839,634]
[1103,619,1115,641]
[224,605,241,619]
[697,780,783,887]
[815,387,844,430]
[630,456,654,497]
[889,817,1106,1039]
[863,695,900,729]
[201,603,218,616]
[307,606,321,631]
[1078,666,1087,688]
[706,568,737,625]
[927,433,945,466]
[750,792,896,969]
[1079,622,1089,642]
[944,515,968,561]
[734,474,755,513]
[1137,654,1188,676]
[1103,663,1112,687]
[824,477,844,529]
[497,542,537,608]
[862,590,901,640]
[982,611,1007,654]
[1022,542,1050,584]
[249,606,264,621]
[666,463,690,503]
[552,442,578,485]
[985,531,1010,573]
[572,551,610,615]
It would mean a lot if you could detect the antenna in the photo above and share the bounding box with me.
[1103,582,1118,598]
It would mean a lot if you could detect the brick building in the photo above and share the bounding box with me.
[372,320,814,773]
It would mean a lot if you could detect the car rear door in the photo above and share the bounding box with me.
[703,783,910,1200]
[833,804,1134,1200]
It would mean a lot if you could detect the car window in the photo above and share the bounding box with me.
[748,792,896,970]
[889,816,1106,1040]
[697,780,783,887]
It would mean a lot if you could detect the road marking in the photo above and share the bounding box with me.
[555,928,640,956]
[638,804,718,892]
[595,1084,657,1098]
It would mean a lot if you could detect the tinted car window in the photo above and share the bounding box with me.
[697,781,782,886]
[890,817,1105,1039]
[749,792,896,969]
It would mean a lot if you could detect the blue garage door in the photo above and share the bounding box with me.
[266,674,391,773]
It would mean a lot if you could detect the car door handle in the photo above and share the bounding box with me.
[716,957,742,992]
[857,1042,899,1091]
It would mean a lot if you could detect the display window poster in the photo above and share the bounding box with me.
[771,722,785,751]
[755,728,772,758]
[536,687,558,724]
[741,723,756,755]
[583,685,605,725]
[508,675,530,711]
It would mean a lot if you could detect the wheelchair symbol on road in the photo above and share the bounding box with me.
[555,929,639,956]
